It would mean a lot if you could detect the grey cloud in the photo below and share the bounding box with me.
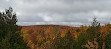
[18,15,44,22]
[0,0,111,26]
[17,22,83,27]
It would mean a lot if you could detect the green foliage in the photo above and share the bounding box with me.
[86,17,101,41]
[52,31,76,49]
[0,7,29,49]
[76,33,88,49]
[105,33,111,49]
[91,17,100,27]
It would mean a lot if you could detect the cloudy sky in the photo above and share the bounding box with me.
[0,0,111,26]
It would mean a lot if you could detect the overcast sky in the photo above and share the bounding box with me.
[0,0,111,26]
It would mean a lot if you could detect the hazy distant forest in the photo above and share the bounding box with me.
[0,7,111,49]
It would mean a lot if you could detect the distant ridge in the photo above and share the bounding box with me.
[21,25,80,32]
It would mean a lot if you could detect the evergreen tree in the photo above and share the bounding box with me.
[52,31,76,49]
[0,7,29,49]
[86,17,101,41]
[91,17,99,27]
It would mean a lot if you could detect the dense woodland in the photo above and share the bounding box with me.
[1,8,111,49]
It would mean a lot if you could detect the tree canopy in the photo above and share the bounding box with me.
[0,7,29,49]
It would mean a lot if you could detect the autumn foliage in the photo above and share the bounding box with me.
[21,22,111,49]
[1,7,111,49]
[21,25,79,49]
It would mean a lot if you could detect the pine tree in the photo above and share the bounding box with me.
[91,17,99,27]
[0,7,29,49]
[86,17,100,41]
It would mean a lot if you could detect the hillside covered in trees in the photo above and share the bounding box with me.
[21,20,111,49]
[0,7,111,49]
[21,25,79,49]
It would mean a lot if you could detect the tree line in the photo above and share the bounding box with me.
[0,7,111,49]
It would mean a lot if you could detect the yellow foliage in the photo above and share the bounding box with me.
[60,29,67,38]
[61,32,66,38]
[36,34,44,43]
[23,30,29,41]
[100,24,111,40]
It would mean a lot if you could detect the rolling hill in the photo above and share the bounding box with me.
[20,25,80,49]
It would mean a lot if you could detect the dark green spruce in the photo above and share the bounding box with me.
[0,7,29,49]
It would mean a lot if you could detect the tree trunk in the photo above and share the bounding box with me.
[102,42,105,49]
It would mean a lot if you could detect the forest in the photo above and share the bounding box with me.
[0,7,111,49]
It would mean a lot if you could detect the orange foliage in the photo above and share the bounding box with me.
[21,25,79,49]
[73,32,78,39]
[44,27,54,35]
[60,29,67,38]
[100,24,111,40]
